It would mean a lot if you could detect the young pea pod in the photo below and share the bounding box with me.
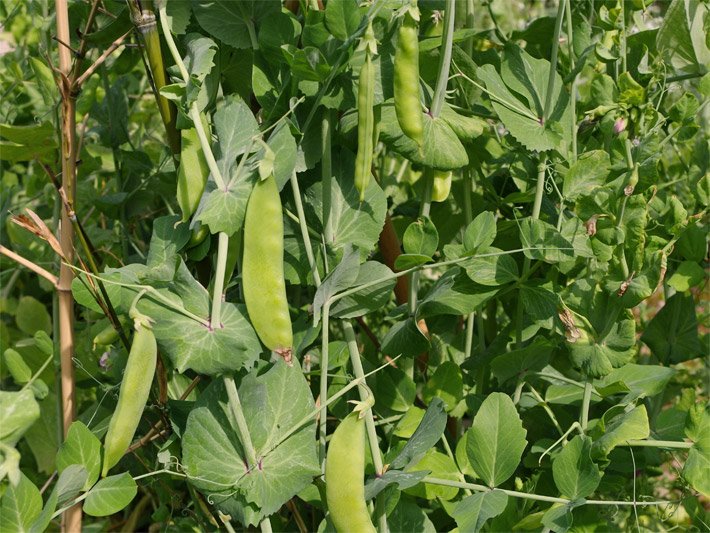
[354,23,378,202]
[102,317,157,477]
[326,410,376,533]
[394,2,424,146]
[177,115,210,222]
[242,175,293,361]
[431,169,452,202]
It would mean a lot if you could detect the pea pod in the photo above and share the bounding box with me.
[394,2,424,145]
[93,316,128,348]
[431,169,452,202]
[177,115,210,222]
[354,24,378,202]
[102,318,157,477]
[326,411,375,533]
[242,175,293,360]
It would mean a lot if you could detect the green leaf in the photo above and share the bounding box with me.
[464,248,519,286]
[184,33,217,82]
[0,389,40,446]
[214,96,260,179]
[56,421,102,491]
[466,392,527,487]
[591,405,650,459]
[305,155,387,251]
[418,269,498,318]
[371,365,416,413]
[192,0,279,50]
[552,436,602,499]
[15,296,51,335]
[182,361,320,524]
[54,464,88,507]
[3,348,31,384]
[390,398,447,470]
[381,317,429,358]
[394,253,432,269]
[599,364,675,404]
[641,293,704,364]
[463,211,497,253]
[166,0,191,34]
[520,218,575,263]
[562,150,610,199]
[83,473,137,517]
[490,338,552,385]
[145,216,190,281]
[682,445,710,497]
[404,450,459,500]
[0,473,42,532]
[656,0,710,77]
[313,247,360,324]
[324,0,360,41]
[403,216,439,257]
[422,362,463,412]
[387,496,437,532]
[452,490,508,533]
[379,103,468,171]
[667,261,706,292]
[685,402,709,444]
[0,123,57,162]
[330,261,395,319]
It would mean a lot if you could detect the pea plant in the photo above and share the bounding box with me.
[0,0,708,531]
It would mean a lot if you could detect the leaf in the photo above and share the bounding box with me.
[182,361,320,524]
[562,150,610,199]
[656,0,710,77]
[464,248,519,286]
[552,436,602,499]
[418,269,498,318]
[371,364,416,413]
[0,473,42,532]
[0,123,57,162]
[213,96,260,181]
[403,450,459,500]
[490,338,552,385]
[667,261,706,292]
[422,362,463,412]
[387,496,437,533]
[641,293,704,364]
[54,464,88,507]
[599,364,676,403]
[83,473,137,517]
[390,398,447,470]
[379,103,469,170]
[324,0,360,41]
[305,156,387,252]
[452,490,508,533]
[682,446,710,497]
[330,261,396,319]
[519,218,575,263]
[381,317,429,358]
[56,421,102,491]
[394,253,432,269]
[166,0,191,34]
[15,296,51,335]
[196,172,256,236]
[312,247,360,324]
[403,216,439,257]
[145,216,190,281]
[192,0,280,50]
[364,470,429,500]
[466,392,527,487]
[184,33,217,82]
[0,389,40,446]
[463,211,497,253]
[591,405,650,459]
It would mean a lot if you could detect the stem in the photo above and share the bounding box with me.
[210,232,229,327]
[565,0,577,162]
[408,172,433,316]
[343,322,389,533]
[543,0,566,122]
[463,168,475,360]
[322,111,334,246]
[464,0,475,57]
[619,0,627,74]
[624,439,692,449]
[430,0,456,118]
[223,376,258,467]
[290,172,322,286]
[580,379,593,432]
[0,245,57,286]
[319,302,330,470]
[422,477,673,507]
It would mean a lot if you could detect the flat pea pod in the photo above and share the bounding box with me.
[431,169,452,202]
[177,115,210,221]
[242,175,293,360]
[354,52,376,202]
[326,411,375,533]
[102,320,157,477]
[394,3,424,146]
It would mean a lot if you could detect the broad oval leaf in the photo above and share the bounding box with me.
[83,473,137,517]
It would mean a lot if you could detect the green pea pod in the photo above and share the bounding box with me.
[242,175,293,360]
[102,320,157,477]
[354,52,375,202]
[431,169,452,202]
[93,316,128,348]
[177,115,210,222]
[326,411,375,533]
[394,3,424,146]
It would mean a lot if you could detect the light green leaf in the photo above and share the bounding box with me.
[182,361,320,524]
[599,364,676,403]
[83,473,137,517]
[166,0,191,34]
[404,450,459,500]
[330,261,395,319]
[55,464,88,507]
[591,405,650,459]
[371,364,417,414]
[0,473,42,532]
[418,269,498,318]
[387,496,437,532]
[56,421,102,491]
[682,446,710,497]
[390,398,447,470]
[403,216,439,257]
[0,389,40,446]
[667,261,706,292]
[463,211,497,253]
[656,0,710,77]
[562,150,610,199]
[465,248,519,286]
[422,362,463,412]
[452,490,508,533]
[552,436,602,499]
[466,392,528,487]
[324,0,360,41]
[520,218,575,263]
[192,0,279,50]
[641,293,704,364]
[15,296,51,335]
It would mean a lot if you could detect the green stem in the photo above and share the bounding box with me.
[290,172,322,286]
[210,232,229,327]
[625,439,692,449]
[408,172,433,317]
[580,379,593,432]
[619,0,627,74]
[319,302,330,470]
[464,0,475,57]
[543,0,566,122]
[430,0,456,118]
[223,376,258,467]
[322,111,334,246]
[463,168,475,361]
[565,0,577,162]
[440,434,472,496]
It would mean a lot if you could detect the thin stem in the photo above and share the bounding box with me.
[463,168,475,360]
[290,171,322,286]
[565,0,577,162]
[409,172,433,316]
[210,232,229,327]
[619,0,627,74]
[430,0,456,118]
[322,111,334,246]
[0,245,57,286]
[74,30,131,87]
[543,0,566,122]
[580,380,593,432]
[625,439,692,449]
[319,302,330,470]
[223,376,258,467]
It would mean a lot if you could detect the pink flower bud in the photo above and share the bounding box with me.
[613,116,627,135]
